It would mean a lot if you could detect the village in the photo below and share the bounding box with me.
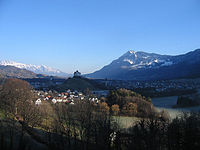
[34,70,108,105]
[25,71,200,105]
[97,78,200,92]
[34,89,101,105]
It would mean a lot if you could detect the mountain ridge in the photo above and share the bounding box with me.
[0,65,39,78]
[86,49,200,80]
[0,60,71,77]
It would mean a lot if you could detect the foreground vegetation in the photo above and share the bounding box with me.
[0,78,200,150]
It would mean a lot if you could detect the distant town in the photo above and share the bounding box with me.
[23,70,200,98]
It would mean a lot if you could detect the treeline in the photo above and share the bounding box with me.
[0,79,200,150]
[125,112,200,150]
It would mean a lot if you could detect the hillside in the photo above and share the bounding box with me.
[86,49,200,80]
[0,60,71,77]
[0,65,38,78]
[53,77,106,91]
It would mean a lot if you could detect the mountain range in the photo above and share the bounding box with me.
[1,49,200,80]
[0,65,39,78]
[86,49,200,80]
[0,60,70,77]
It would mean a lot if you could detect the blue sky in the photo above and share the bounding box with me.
[0,0,200,73]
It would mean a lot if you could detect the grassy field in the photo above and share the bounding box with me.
[112,116,140,129]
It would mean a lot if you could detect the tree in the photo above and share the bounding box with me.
[111,104,120,116]
[0,78,42,127]
[128,116,168,150]
[122,102,137,116]
[107,89,155,117]
[98,102,110,114]
[0,79,43,150]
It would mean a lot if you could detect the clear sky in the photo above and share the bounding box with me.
[0,0,200,74]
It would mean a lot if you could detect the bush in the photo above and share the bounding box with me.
[111,104,120,116]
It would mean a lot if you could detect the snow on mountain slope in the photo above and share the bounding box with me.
[110,50,174,70]
[86,49,200,80]
[0,60,70,77]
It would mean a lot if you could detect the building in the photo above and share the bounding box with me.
[74,70,81,77]
[35,99,42,105]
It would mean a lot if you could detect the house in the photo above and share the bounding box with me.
[35,99,42,105]
[63,99,68,103]
[70,95,74,98]
[78,92,83,96]
[44,97,49,100]
[52,99,57,104]
[57,99,63,103]
[74,95,79,98]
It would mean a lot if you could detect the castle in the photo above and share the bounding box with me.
[73,70,81,77]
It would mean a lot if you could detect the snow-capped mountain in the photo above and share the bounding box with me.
[86,49,200,80]
[0,60,70,77]
[0,65,38,78]
[111,50,174,70]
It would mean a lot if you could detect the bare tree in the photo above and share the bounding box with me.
[0,79,42,126]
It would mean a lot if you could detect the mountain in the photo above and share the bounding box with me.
[0,60,71,77]
[0,65,39,78]
[86,49,200,80]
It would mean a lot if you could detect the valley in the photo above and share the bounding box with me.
[1,49,200,150]
[1,0,200,149]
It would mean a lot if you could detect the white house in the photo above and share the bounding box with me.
[78,92,83,96]
[63,99,68,103]
[70,95,74,98]
[44,97,49,101]
[35,99,42,105]
[52,99,57,104]
[74,95,79,98]
[57,99,63,103]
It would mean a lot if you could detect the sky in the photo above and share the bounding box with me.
[0,0,200,74]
